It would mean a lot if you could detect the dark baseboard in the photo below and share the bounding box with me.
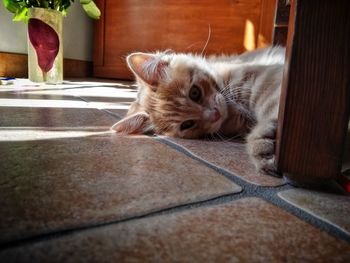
[0,52,93,78]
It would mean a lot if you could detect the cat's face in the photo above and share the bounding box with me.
[112,52,227,138]
[148,65,227,138]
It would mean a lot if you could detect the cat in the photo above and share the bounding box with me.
[111,47,285,176]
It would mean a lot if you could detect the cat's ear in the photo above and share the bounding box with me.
[127,53,169,88]
[111,111,151,135]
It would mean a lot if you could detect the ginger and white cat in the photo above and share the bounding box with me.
[112,47,285,175]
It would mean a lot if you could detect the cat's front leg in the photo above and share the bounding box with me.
[246,120,280,176]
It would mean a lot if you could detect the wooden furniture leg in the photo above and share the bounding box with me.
[276,0,350,186]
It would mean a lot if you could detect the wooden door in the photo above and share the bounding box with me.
[93,0,277,79]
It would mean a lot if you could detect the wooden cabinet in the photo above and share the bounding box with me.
[93,0,277,80]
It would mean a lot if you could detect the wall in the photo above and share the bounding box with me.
[0,3,93,61]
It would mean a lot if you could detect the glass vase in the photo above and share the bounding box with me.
[27,8,63,84]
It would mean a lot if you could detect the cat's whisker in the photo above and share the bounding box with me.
[201,24,212,56]
[221,88,252,100]
[185,41,203,51]
[214,131,234,143]
[217,134,227,142]
[205,134,215,142]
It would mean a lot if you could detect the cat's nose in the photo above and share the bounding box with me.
[211,108,221,123]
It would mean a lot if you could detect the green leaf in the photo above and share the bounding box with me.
[58,0,73,12]
[81,1,100,20]
[3,0,21,13]
[13,7,29,22]
[3,0,99,21]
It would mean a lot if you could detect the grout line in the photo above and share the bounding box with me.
[100,109,123,120]
[75,95,89,103]
[0,191,248,251]
[154,136,287,188]
[154,136,350,243]
[2,183,348,251]
[1,176,349,250]
[76,95,125,120]
[260,191,350,243]
[1,123,349,248]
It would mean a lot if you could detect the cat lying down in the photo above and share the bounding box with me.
[112,47,285,176]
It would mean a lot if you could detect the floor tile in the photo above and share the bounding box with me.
[19,86,137,111]
[1,198,348,262]
[0,107,117,129]
[0,79,134,93]
[22,86,137,101]
[165,137,284,186]
[278,189,350,235]
[0,92,80,101]
[0,89,118,141]
[0,80,96,93]
[102,108,128,120]
[0,79,43,92]
[0,135,240,244]
[62,79,136,88]
[79,95,135,103]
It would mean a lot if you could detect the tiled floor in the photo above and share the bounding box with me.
[0,79,349,262]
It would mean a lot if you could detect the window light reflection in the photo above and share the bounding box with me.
[243,19,256,51]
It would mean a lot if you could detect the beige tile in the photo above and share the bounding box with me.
[22,86,137,101]
[278,189,350,234]
[102,108,128,120]
[1,198,349,262]
[165,137,284,186]
[0,92,118,139]
[0,92,80,101]
[0,78,134,93]
[85,101,131,111]
[0,91,118,140]
[0,107,117,129]
[0,135,240,244]
[62,79,135,88]
[0,79,43,92]
[14,86,137,111]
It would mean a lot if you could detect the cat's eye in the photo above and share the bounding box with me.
[180,120,196,131]
[189,85,202,102]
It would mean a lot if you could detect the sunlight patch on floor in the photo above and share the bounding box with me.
[0,127,114,141]
[21,87,138,99]
[0,79,136,93]
[0,98,131,109]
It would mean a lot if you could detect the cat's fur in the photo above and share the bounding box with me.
[112,47,285,175]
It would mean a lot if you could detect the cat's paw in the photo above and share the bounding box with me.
[246,122,281,177]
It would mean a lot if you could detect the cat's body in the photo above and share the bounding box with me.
[112,47,285,175]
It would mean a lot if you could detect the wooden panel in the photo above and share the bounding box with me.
[64,58,93,78]
[275,0,290,26]
[95,0,264,79]
[258,0,277,48]
[276,0,350,186]
[0,52,28,78]
[272,0,290,46]
[93,0,105,67]
[273,26,288,45]
[0,52,92,78]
